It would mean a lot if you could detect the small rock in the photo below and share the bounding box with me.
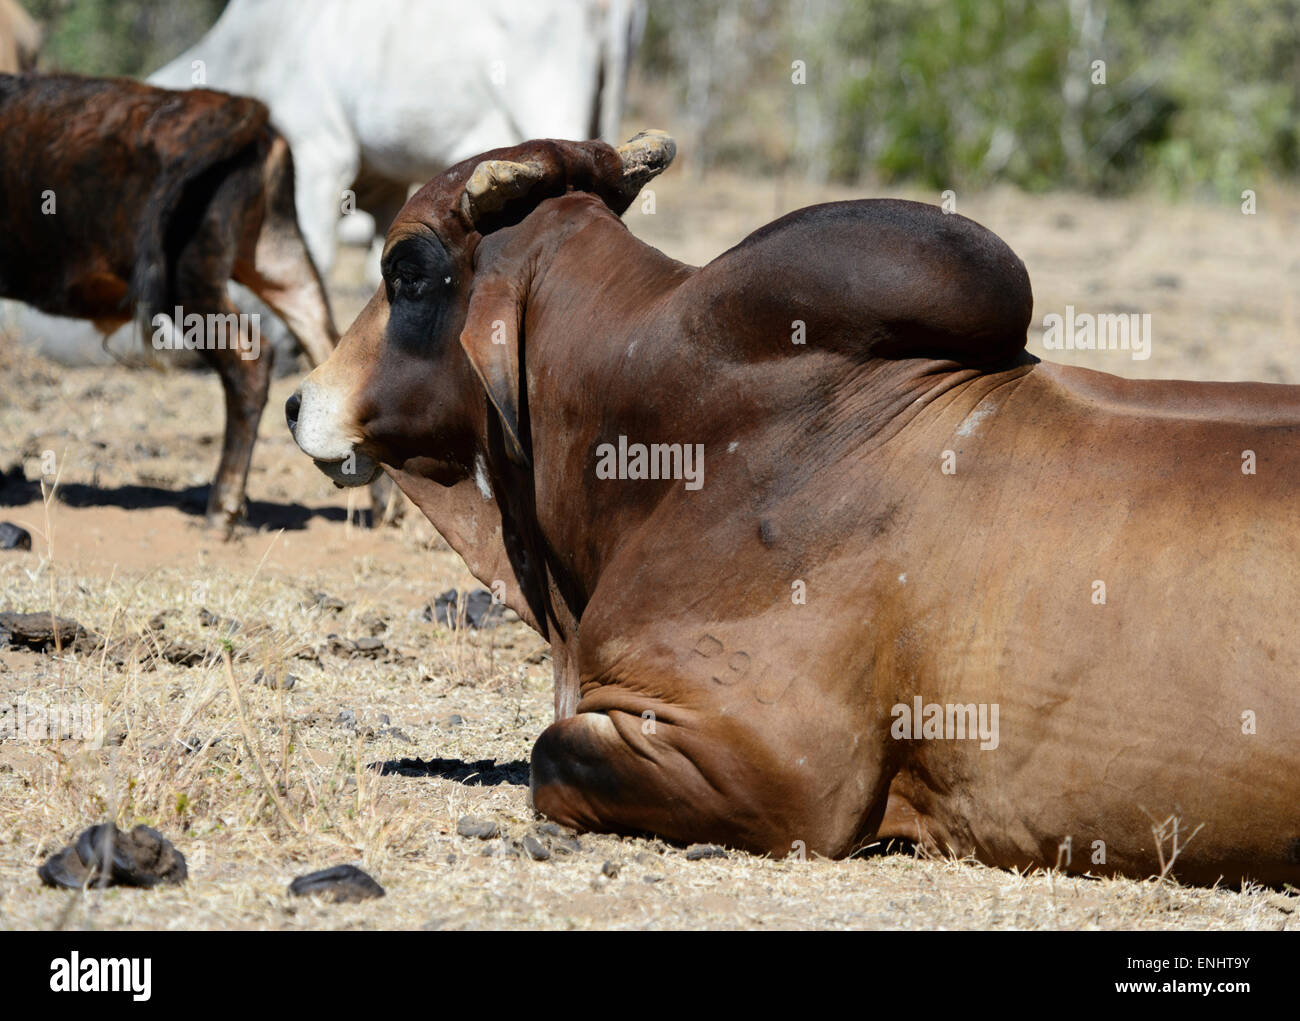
[425,588,505,630]
[601,860,621,879]
[359,613,388,635]
[456,815,500,839]
[354,636,385,658]
[305,591,345,612]
[442,714,465,730]
[0,522,32,551]
[326,634,357,657]
[288,864,385,903]
[685,843,728,861]
[522,834,551,861]
[197,607,240,636]
[335,709,357,729]
[252,669,297,691]
[551,836,582,856]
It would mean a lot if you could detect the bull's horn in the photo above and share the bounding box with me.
[460,158,546,224]
[616,130,676,195]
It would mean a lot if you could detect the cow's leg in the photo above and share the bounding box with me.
[198,296,273,535]
[233,131,338,369]
[530,707,872,858]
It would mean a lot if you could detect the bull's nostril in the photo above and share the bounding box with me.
[285,391,301,434]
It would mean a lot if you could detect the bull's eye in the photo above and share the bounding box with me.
[388,269,430,303]
[381,234,456,351]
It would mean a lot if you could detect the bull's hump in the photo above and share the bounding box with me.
[708,198,1033,366]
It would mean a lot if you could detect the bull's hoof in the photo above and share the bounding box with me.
[204,503,245,540]
[205,514,237,540]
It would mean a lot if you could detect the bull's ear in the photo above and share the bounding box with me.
[459,274,529,467]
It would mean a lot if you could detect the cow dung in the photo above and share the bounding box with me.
[0,611,97,654]
[38,823,188,889]
[288,864,386,903]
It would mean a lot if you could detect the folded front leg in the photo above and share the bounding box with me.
[530,705,870,857]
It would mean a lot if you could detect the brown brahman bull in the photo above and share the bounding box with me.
[287,132,1299,886]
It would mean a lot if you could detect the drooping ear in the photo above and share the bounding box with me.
[459,270,529,467]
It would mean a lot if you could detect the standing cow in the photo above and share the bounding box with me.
[149,0,642,275]
[288,133,1300,887]
[0,74,337,533]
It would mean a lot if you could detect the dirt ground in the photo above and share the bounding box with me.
[1,171,1297,930]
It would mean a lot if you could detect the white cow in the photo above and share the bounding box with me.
[149,0,642,273]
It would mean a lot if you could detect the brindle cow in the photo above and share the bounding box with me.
[287,133,1300,886]
[0,73,336,532]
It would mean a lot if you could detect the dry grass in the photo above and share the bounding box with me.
[1,177,1299,929]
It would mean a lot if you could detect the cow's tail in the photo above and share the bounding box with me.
[129,94,270,338]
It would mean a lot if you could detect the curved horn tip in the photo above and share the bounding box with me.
[616,130,677,191]
[617,129,676,158]
[461,159,546,221]
[466,159,544,199]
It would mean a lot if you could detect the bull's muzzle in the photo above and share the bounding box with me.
[286,381,378,487]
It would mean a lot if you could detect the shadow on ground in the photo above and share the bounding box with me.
[0,467,349,530]
[372,756,531,787]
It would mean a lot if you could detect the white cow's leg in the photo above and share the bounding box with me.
[291,134,361,279]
